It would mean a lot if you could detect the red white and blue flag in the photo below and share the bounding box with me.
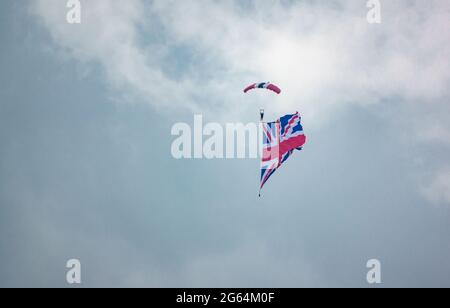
[260,112,306,193]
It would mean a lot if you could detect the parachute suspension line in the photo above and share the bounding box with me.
[259,109,265,198]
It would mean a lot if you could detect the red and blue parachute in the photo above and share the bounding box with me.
[244,82,281,95]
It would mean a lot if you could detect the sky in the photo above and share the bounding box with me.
[0,0,450,287]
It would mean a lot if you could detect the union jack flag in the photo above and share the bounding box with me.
[260,112,306,193]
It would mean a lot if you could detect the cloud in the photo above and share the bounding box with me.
[422,167,450,206]
[30,0,450,210]
[30,1,450,123]
[30,0,198,111]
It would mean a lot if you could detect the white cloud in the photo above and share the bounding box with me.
[422,167,450,206]
[31,2,450,210]
[31,0,198,111]
[31,0,450,130]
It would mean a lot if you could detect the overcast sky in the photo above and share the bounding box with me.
[1,0,450,287]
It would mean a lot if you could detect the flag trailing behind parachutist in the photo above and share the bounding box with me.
[260,112,306,195]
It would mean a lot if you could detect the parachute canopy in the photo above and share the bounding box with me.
[244,82,281,95]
